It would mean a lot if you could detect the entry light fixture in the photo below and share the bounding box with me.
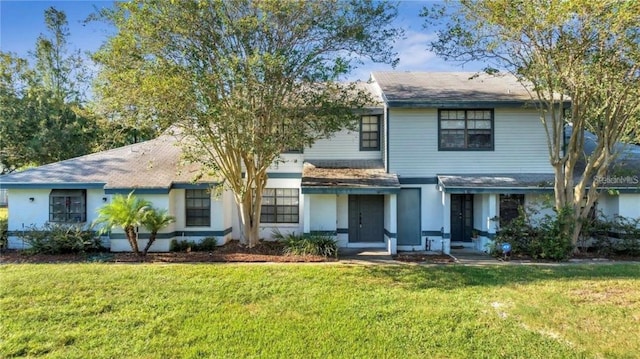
[29,197,34,202]
[102,197,108,202]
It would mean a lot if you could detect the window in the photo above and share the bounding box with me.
[49,189,86,223]
[261,188,299,223]
[360,115,380,151]
[439,109,493,150]
[499,194,524,225]
[186,189,211,227]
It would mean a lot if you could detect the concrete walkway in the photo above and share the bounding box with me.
[338,248,399,264]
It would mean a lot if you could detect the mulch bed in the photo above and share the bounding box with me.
[0,240,337,264]
[393,253,456,264]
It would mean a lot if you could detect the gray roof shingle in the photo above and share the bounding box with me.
[302,160,400,189]
[372,71,532,104]
[0,133,215,189]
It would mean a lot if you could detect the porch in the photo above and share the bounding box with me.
[301,160,401,254]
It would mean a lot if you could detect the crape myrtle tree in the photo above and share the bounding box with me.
[93,0,403,247]
[423,0,640,248]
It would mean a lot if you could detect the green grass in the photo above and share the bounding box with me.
[1,263,639,358]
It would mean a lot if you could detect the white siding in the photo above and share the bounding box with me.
[597,193,620,219]
[389,108,552,176]
[309,195,337,232]
[618,194,640,219]
[304,128,382,160]
[268,153,304,173]
[336,194,348,246]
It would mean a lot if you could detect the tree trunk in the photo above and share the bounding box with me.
[238,189,262,248]
[142,232,157,256]
[125,226,140,256]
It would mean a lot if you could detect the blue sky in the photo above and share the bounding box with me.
[0,0,481,82]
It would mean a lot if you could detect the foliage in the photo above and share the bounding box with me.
[2,264,640,358]
[93,0,403,247]
[492,204,573,260]
[423,0,640,248]
[0,7,101,174]
[273,230,339,257]
[93,193,174,256]
[170,237,217,252]
[0,216,7,251]
[16,222,104,254]
[139,208,175,256]
[581,213,640,256]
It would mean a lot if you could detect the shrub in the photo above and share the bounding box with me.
[170,237,217,252]
[170,239,193,252]
[492,204,573,261]
[18,223,104,254]
[581,213,640,256]
[273,230,338,257]
[0,217,7,251]
[198,237,218,251]
[610,215,640,256]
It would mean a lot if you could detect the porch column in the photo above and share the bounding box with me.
[387,193,397,255]
[487,194,498,235]
[303,194,310,234]
[441,192,451,254]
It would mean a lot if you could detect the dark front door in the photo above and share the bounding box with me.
[397,188,421,246]
[450,194,473,242]
[348,195,384,243]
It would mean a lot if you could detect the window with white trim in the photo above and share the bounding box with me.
[439,109,494,150]
[49,189,86,223]
[260,188,299,223]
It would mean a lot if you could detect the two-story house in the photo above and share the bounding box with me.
[2,72,639,253]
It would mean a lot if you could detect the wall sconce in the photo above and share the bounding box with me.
[29,197,34,202]
[102,197,108,202]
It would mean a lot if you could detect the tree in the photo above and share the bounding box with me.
[0,7,100,173]
[141,208,175,256]
[93,0,402,246]
[423,0,640,248]
[94,193,175,256]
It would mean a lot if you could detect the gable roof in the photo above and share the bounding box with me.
[372,71,533,108]
[0,133,216,192]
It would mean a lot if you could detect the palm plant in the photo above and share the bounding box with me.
[141,208,175,256]
[94,193,152,256]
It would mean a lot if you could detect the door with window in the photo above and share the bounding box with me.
[450,194,473,242]
[348,195,384,243]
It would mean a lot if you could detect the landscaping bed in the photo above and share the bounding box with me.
[0,240,336,264]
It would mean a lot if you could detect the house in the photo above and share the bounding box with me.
[2,72,639,254]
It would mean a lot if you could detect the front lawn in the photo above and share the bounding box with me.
[1,263,639,358]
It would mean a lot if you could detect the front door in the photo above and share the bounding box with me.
[450,194,473,242]
[397,188,421,246]
[348,195,384,243]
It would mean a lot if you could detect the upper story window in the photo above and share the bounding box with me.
[49,189,86,223]
[439,109,494,150]
[261,188,299,223]
[186,189,211,227]
[360,115,380,151]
